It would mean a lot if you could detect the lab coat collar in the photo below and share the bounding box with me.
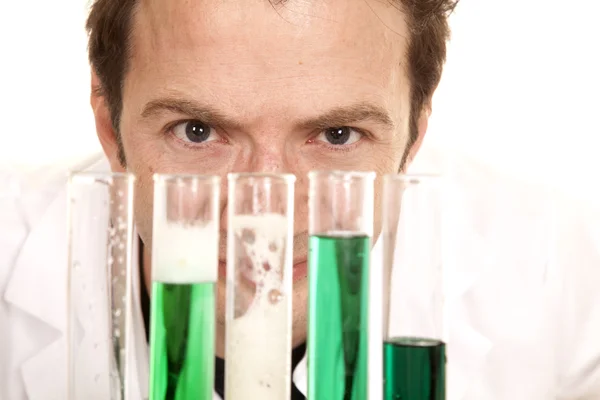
[4,188,67,332]
[4,155,107,332]
[3,186,69,400]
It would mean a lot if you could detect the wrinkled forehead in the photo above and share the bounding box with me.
[130,0,409,78]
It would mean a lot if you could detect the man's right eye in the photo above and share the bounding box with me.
[171,120,218,144]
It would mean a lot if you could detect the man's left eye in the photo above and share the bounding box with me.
[316,127,362,146]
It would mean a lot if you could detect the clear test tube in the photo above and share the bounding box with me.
[307,170,376,400]
[225,173,295,399]
[381,174,445,400]
[67,173,135,400]
[149,174,221,400]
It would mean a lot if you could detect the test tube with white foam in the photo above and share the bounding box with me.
[225,173,296,399]
[149,174,221,400]
[67,172,135,400]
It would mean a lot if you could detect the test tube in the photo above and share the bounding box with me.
[149,174,221,400]
[225,173,295,399]
[307,170,376,400]
[67,173,135,400]
[382,174,445,400]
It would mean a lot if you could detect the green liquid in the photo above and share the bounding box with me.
[308,234,370,400]
[383,337,446,400]
[149,282,215,400]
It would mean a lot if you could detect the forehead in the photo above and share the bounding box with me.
[128,0,410,119]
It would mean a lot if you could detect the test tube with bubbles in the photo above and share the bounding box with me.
[381,174,445,400]
[307,170,376,400]
[225,173,295,399]
[149,174,221,400]
[67,173,136,400]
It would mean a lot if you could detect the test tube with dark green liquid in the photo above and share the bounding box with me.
[382,174,445,400]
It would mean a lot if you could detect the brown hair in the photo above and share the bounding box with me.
[86,0,458,166]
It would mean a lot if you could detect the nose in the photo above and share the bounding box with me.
[241,143,290,175]
[218,142,297,248]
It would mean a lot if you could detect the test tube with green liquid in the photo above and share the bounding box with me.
[149,174,221,400]
[382,174,445,400]
[307,170,375,400]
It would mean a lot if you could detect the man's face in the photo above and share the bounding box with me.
[102,0,415,345]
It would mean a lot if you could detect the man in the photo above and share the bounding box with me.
[2,0,600,399]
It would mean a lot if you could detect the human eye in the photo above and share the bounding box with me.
[315,127,363,147]
[170,120,219,145]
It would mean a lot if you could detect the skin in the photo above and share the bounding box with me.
[91,0,429,359]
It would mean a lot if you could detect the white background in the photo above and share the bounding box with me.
[0,0,599,198]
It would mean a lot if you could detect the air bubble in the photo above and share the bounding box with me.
[241,228,256,244]
[118,243,125,250]
[118,204,124,211]
[268,289,283,304]
[114,329,120,338]
[107,256,114,265]
[117,190,124,197]
[114,309,122,317]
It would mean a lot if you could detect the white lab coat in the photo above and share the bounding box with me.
[1,144,600,400]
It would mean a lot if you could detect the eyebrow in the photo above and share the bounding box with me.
[141,98,242,128]
[296,102,395,131]
[141,97,394,131]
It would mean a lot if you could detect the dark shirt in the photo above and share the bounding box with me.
[139,242,307,399]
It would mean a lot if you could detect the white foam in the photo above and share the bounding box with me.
[152,222,219,283]
[226,213,292,398]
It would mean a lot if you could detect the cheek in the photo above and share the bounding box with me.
[292,172,310,233]
[132,177,155,248]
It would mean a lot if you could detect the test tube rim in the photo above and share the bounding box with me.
[308,169,377,181]
[68,171,136,185]
[153,173,221,185]
[227,172,296,184]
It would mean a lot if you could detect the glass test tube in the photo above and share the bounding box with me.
[307,170,376,400]
[225,173,295,399]
[67,173,135,400]
[149,175,221,400]
[382,175,445,400]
